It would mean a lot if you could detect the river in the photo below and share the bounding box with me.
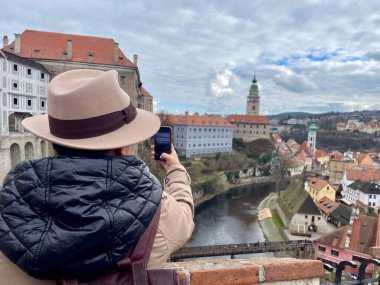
[188,183,276,247]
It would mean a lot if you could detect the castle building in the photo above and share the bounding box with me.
[0,30,154,183]
[226,114,270,142]
[246,74,260,115]
[0,50,50,136]
[164,114,233,158]
[2,30,153,112]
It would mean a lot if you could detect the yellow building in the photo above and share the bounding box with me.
[307,178,336,203]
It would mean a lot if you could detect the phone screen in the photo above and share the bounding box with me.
[154,127,172,160]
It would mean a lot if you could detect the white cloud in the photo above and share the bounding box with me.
[2,0,380,114]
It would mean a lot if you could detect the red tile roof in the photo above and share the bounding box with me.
[315,149,328,159]
[316,215,378,254]
[308,178,329,191]
[3,30,135,67]
[346,168,380,182]
[295,150,311,161]
[316,196,339,214]
[141,87,152,98]
[164,114,233,127]
[354,153,372,164]
[329,151,344,161]
[226,114,270,125]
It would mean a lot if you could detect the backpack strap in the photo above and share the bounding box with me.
[118,204,161,285]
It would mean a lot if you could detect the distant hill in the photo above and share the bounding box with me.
[269,110,380,121]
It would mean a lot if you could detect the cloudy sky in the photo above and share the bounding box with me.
[2,0,380,115]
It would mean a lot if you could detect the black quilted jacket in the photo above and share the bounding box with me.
[0,155,162,280]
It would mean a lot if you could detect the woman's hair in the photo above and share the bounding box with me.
[53,143,110,157]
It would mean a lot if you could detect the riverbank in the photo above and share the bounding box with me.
[257,192,285,242]
[194,175,278,208]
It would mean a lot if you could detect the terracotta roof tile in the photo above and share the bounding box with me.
[140,87,152,98]
[315,149,328,159]
[226,114,270,125]
[316,215,378,254]
[316,196,339,214]
[3,30,135,67]
[164,114,233,127]
[308,178,329,191]
[346,168,380,182]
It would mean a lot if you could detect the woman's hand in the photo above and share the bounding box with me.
[151,144,180,171]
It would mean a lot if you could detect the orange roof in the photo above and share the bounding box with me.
[315,149,328,159]
[140,87,152,98]
[329,150,344,161]
[346,168,380,182]
[316,215,378,254]
[3,30,135,67]
[308,178,329,191]
[164,114,233,127]
[295,150,310,161]
[316,196,339,214]
[354,153,371,164]
[226,114,270,125]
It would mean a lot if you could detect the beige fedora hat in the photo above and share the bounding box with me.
[22,69,160,150]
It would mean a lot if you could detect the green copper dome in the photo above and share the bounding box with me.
[248,74,259,97]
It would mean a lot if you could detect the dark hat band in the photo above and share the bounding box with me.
[48,101,137,139]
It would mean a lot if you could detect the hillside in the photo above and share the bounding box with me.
[281,130,380,153]
[138,138,275,194]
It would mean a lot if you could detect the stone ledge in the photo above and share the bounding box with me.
[167,257,324,285]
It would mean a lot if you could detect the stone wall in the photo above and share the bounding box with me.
[166,257,324,284]
[0,133,51,184]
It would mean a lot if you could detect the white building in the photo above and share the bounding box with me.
[345,180,380,207]
[168,115,233,158]
[0,50,50,135]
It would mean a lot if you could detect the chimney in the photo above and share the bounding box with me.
[2,35,8,48]
[67,40,73,60]
[14,33,21,54]
[133,54,138,66]
[114,42,119,63]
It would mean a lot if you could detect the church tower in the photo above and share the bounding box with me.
[308,118,317,155]
[246,73,260,115]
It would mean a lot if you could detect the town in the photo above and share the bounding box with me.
[1,28,380,285]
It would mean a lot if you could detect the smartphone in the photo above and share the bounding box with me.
[154,126,172,160]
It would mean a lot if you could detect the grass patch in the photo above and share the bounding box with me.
[271,209,285,229]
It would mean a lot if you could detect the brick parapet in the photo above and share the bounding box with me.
[166,257,324,285]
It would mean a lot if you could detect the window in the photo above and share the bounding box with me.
[13,97,18,105]
[27,99,32,107]
[305,215,308,219]
[27,68,32,76]
[331,249,339,256]
[13,82,18,89]
[318,245,326,252]
[352,255,364,262]
[41,100,45,108]
[13,64,18,72]
[369,195,372,199]
[41,72,45,80]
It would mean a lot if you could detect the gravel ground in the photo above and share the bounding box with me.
[258,193,285,242]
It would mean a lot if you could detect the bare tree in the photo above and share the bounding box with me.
[271,148,293,197]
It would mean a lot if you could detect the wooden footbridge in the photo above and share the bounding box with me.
[171,240,314,261]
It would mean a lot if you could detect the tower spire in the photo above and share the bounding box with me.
[246,72,260,115]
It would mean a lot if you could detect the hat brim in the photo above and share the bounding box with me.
[22,109,161,150]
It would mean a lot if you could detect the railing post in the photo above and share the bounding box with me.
[357,258,380,285]
[335,260,357,285]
